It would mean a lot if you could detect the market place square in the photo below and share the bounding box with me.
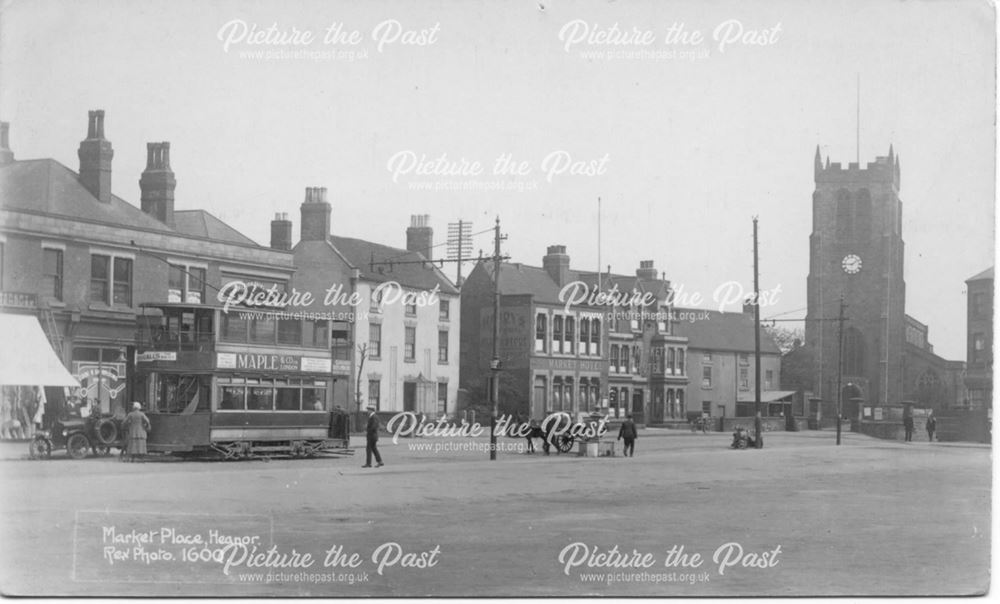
[0,429,988,597]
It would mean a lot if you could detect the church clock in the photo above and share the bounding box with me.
[842,254,862,274]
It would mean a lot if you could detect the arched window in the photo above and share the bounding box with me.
[836,189,853,240]
[844,327,865,376]
[610,345,620,373]
[856,189,872,241]
[564,377,574,413]
[579,318,590,355]
[552,376,563,412]
[917,370,942,406]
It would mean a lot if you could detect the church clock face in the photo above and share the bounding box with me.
[842,254,862,274]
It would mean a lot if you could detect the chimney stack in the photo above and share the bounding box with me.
[300,187,331,241]
[636,260,657,280]
[78,110,114,203]
[743,296,756,315]
[406,214,433,259]
[139,141,176,227]
[0,122,13,165]
[543,245,571,286]
[271,212,293,250]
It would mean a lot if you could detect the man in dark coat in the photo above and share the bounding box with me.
[363,405,383,467]
[618,414,638,457]
[903,415,914,442]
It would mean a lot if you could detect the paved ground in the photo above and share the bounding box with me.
[0,429,990,597]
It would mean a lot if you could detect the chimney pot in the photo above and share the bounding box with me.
[140,141,176,226]
[271,212,293,250]
[406,214,434,259]
[78,109,114,203]
[300,186,331,241]
[543,244,571,286]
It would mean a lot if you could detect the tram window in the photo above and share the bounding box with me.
[247,386,273,410]
[275,386,300,411]
[219,386,245,410]
[277,319,302,345]
[302,387,326,411]
[196,311,213,342]
[222,314,248,342]
[180,312,195,342]
[249,317,276,344]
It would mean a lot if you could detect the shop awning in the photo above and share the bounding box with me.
[0,313,79,387]
[737,390,796,403]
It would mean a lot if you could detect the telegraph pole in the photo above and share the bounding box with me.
[489,217,503,460]
[753,217,763,448]
[836,296,847,445]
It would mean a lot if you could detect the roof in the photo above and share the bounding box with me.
[0,159,175,232]
[173,210,258,246]
[329,235,459,295]
[479,263,672,307]
[673,308,782,355]
[737,390,795,403]
[0,158,262,248]
[967,266,994,282]
[484,262,570,305]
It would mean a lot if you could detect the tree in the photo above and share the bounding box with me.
[764,324,805,355]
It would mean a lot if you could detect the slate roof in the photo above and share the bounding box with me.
[477,263,672,307]
[329,235,459,295]
[1,159,173,232]
[967,266,994,282]
[173,210,258,246]
[673,308,781,354]
[0,158,262,247]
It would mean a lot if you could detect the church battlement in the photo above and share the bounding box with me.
[814,145,900,190]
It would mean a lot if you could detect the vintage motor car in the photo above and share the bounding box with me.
[29,414,123,460]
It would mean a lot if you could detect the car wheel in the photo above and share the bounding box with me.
[29,438,52,459]
[67,433,91,459]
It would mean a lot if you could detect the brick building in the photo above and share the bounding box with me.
[279,196,460,420]
[0,112,309,422]
[460,245,685,424]
[964,267,993,409]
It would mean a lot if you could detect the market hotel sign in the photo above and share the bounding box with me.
[216,352,331,373]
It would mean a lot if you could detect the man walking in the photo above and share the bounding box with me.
[903,414,914,442]
[618,414,638,457]
[926,411,937,442]
[363,405,384,468]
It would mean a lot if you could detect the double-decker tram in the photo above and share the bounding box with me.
[134,302,351,460]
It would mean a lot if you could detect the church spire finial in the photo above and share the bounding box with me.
[814,145,823,178]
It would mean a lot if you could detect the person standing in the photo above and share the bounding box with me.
[903,414,914,442]
[123,402,151,462]
[618,414,638,457]
[926,412,937,442]
[363,405,384,468]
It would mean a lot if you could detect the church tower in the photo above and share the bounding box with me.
[806,146,906,418]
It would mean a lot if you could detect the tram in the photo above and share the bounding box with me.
[133,302,351,459]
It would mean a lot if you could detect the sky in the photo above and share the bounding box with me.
[0,0,994,360]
